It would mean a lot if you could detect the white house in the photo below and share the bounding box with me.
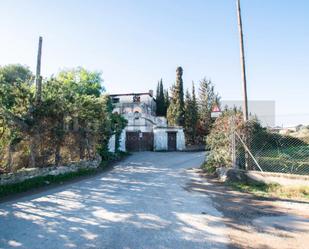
[108,90,185,152]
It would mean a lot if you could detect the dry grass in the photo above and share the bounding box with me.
[272,185,309,200]
[228,181,309,201]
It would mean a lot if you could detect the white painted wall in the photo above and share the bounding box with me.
[114,94,153,104]
[153,127,186,151]
[108,134,116,153]
[121,113,167,132]
[176,129,186,151]
[154,129,168,151]
[108,130,127,153]
[119,130,126,152]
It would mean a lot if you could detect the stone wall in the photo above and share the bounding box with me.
[0,158,101,186]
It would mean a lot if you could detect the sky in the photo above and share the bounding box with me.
[1,0,308,127]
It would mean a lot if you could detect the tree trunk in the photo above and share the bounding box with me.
[29,132,39,168]
[7,142,13,172]
[79,135,85,160]
[85,134,91,159]
[55,142,61,166]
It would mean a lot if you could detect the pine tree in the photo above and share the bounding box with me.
[167,66,185,126]
[191,82,198,143]
[156,81,161,116]
[163,89,169,116]
[167,84,177,125]
[198,78,220,140]
[184,82,198,144]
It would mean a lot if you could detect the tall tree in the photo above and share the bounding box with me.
[164,89,170,115]
[155,79,165,116]
[184,89,192,143]
[156,81,160,103]
[167,66,185,126]
[159,79,164,107]
[191,82,198,143]
[198,78,220,141]
[0,64,34,171]
[184,82,199,144]
[0,63,126,171]
[176,66,184,125]
[0,64,33,111]
[167,84,177,125]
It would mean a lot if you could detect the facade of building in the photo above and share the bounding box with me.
[109,90,185,152]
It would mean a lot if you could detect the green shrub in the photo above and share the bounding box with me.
[204,110,246,169]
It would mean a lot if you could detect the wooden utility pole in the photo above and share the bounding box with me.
[35,36,43,104]
[30,36,43,168]
[236,0,249,122]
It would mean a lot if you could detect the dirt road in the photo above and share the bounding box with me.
[1,152,308,249]
[0,152,228,249]
[186,172,309,249]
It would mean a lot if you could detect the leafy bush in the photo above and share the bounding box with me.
[0,65,126,172]
[204,109,309,175]
[203,110,246,171]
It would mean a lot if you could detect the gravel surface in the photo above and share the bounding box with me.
[0,152,229,249]
[186,173,309,249]
[2,152,308,249]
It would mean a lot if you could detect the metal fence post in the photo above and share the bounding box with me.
[232,131,237,168]
[230,116,237,168]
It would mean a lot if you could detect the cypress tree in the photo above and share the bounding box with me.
[156,81,161,116]
[159,79,164,106]
[156,81,160,102]
[167,66,185,126]
[184,89,193,143]
[163,89,169,116]
[176,67,185,125]
[156,78,166,116]
[191,82,198,143]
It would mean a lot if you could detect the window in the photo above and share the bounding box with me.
[133,95,140,103]
[112,98,120,103]
[134,111,140,119]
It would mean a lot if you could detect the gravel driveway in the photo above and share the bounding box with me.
[0,152,229,249]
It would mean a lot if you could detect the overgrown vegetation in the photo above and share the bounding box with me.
[0,64,126,173]
[203,110,245,170]
[203,108,309,175]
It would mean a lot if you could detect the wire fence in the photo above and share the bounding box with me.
[232,122,309,175]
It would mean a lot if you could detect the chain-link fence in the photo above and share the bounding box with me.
[232,122,309,175]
